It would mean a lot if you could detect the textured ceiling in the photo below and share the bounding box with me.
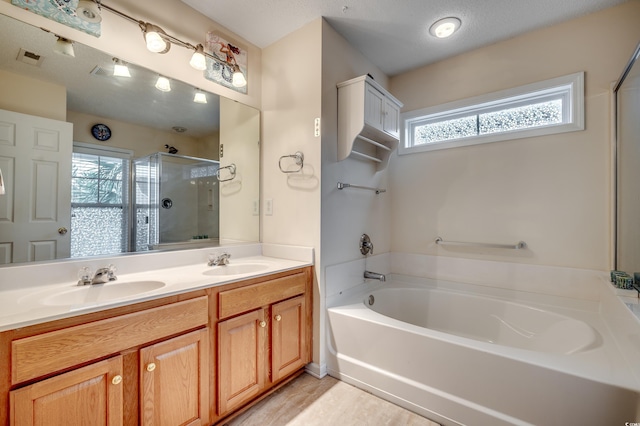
[0,13,220,138]
[182,0,629,76]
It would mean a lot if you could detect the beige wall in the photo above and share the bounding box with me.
[196,132,220,161]
[318,20,393,369]
[68,110,203,157]
[261,18,323,364]
[0,0,261,109]
[321,20,390,267]
[0,69,66,121]
[389,1,640,270]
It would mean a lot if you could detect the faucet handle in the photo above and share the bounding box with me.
[360,234,374,255]
[107,264,117,281]
[77,267,93,286]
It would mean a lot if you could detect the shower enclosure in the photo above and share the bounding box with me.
[133,152,220,252]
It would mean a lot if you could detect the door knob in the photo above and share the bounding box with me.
[112,375,122,385]
[58,227,68,235]
[146,363,156,372]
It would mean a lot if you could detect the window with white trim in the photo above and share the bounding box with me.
[400,72,584,154]
[70,143,132,258]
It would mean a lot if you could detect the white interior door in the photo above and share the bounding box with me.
[0,108,72,264]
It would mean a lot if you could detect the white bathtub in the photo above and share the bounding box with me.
[327,277,640,425]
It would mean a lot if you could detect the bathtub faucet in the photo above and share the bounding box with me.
[364,270,386,282]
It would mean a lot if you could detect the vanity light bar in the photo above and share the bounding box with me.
[98,1,247,87]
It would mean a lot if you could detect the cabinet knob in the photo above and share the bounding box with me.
[111,375,122,385]
[146,363,156,372]
[259,320,267,328]
[58,227,68,235]
[274,315,282,322]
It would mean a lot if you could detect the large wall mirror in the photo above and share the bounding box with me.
[616,41,640,272]
[0,12,260,265]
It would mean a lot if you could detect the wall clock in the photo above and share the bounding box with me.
[91,123,111,141]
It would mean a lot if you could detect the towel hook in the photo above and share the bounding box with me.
[279,151,304,173]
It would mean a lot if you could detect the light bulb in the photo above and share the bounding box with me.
[231,65,247,88]
[194,91,207,104]
[76,0,102,23]
[53,37,75,57]
[113,58,131,77]
[141,23,170,53]
[146,31,166,52]
[155,76,171,92]
[190,44,207,71]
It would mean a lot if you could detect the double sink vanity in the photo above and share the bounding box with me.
[0,243,313,425]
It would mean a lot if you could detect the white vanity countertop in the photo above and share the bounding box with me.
[0,244,314,332]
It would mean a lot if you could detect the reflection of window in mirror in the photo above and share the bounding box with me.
[71,144,132,258]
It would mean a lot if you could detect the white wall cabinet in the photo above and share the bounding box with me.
[338,75,403,171]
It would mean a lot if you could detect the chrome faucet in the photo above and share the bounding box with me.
[78,265,117,286]
[208,252,231,266]
[364,270,386,282]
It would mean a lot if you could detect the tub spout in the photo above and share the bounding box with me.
[364,270,386,282]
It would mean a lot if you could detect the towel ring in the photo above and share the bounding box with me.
[279,151,304,173]
[216,163,236,182]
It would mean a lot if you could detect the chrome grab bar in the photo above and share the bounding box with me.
[279,151,304,173]
[216,164,236,182]
[337,182,386,194]
[435,237,526,250]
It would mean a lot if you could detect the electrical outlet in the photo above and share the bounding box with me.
[314,118,320,137]
[265,199,273,216]
[219,144,224,158]
[252,199,259,216]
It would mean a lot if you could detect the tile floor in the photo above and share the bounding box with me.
[223,373,441,426]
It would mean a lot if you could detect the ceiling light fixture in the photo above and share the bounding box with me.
[155,75,171,92]
[112,58,131,77]
[193,90,207,104]
[140,22,170,54]
[190,44,207,71]
[99,2,248,88]
[53,36,75,57]
[429,17,461,39]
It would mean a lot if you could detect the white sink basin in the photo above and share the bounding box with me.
[40,280,166,306]
[203,263,270,276]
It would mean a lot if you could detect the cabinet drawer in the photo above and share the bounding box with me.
[218,272,306,319]
[12,296,208,385]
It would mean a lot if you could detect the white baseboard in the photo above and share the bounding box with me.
[305,362,327,378]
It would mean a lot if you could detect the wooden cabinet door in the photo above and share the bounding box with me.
[271,295,308,382]
[218,309,266,415]
[10,356,123,426]
[139,328,209,426]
